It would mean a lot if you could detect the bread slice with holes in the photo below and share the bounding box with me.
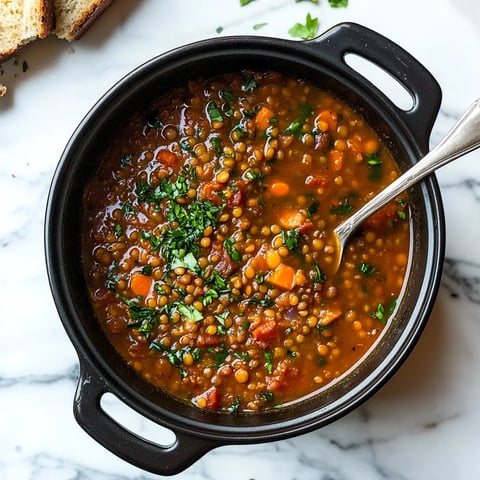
[0,0,55,62]
[54,0,114,41]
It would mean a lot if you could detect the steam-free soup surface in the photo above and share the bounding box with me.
[82,71,409,412]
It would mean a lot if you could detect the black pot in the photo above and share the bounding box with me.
[45,23,445,476]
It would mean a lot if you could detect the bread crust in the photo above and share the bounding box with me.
[39,0,56,38]
[0,0,55,63]
[56,0,115,41]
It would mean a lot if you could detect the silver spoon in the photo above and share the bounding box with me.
[333,98,480,271]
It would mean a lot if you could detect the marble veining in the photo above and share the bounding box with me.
[1,0,480,479]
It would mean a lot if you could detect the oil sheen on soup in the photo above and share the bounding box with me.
[82,71,410,413]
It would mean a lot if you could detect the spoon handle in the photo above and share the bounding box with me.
[337,98,480,237]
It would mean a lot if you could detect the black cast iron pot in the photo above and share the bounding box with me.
[45,23,445,476]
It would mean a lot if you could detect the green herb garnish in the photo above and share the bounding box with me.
[330,197,353,215]
[288,13,319,40]
[224,237,242,262]
[118,295,159,338]
[284,103,314,135]
[312,263,327,284]
[281,228,302,254]
[329,0,348,7]
[307,199,320,217]
[207,101,223,123]
[358,262,376,277]
[263,350,274,374]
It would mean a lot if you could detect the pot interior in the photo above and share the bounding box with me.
[47,36,444,440]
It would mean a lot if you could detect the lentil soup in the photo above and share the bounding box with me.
[82,71,410,413]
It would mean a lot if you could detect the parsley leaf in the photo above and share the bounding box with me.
[176,303,203,322]
[207,101,223,123]
[224,238,242,262]
[329,0,348,7]
[284,103,314,135]
[118,295,159,338]
[330,197,353,216]
[288,13,319,40]
[281,229,302,254]
[263,350,274,374]
[358,262,376,277]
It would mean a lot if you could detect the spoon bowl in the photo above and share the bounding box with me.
[333,98,480,270]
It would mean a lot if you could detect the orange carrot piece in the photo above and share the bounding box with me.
[315,110,338,132]
[278,209,306,229]
[329,149,344,171]
[268,263,296,290]
[269,181,290,197]
[130,273,152,298]
[255,106,275,131]
[156,149,178,166]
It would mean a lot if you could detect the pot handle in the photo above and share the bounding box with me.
[73,361,218,476]
[310,22,442,153]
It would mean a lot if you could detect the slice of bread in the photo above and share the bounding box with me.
[0,0,55,62]
[54,0,115,41]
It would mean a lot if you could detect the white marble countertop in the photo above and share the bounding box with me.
[2,0,480,479]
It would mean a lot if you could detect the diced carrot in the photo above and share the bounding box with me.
[329,149,344,171]
[278,209,306,229]
[318,308,342,326]
[315,110,338,132]
[294,270,307,286]
[268,263,296,290]
[255,106,275,131]
[130,273,152,298]
[156,148,178,166]
[269,181,290,197]
[265,249,282,269]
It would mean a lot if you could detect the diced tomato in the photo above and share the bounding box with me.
[362,202,399,231]
[197,181,223,205]
[194,386,220,410]
[251,319,277,348]
[305,174,329,188]
[197,334,222,346]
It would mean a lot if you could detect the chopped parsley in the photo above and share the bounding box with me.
[207,101,223,123]
[329,0,348,7]
[242,73,258,92]
[366,152,383,182]
[330,197,353,216]
[284,103,314,135]
[312,263,327,284]
[118,295,159,338]
[263,350,274,374]
[224,237,242,262]
[358,262,376,277]
[307,199,320,217]
[288,13,319,40]
[281,228,302,254]
[176,303,203,322]
[372,299,397,325]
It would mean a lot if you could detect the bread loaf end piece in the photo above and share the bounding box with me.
[54,0,115,41]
